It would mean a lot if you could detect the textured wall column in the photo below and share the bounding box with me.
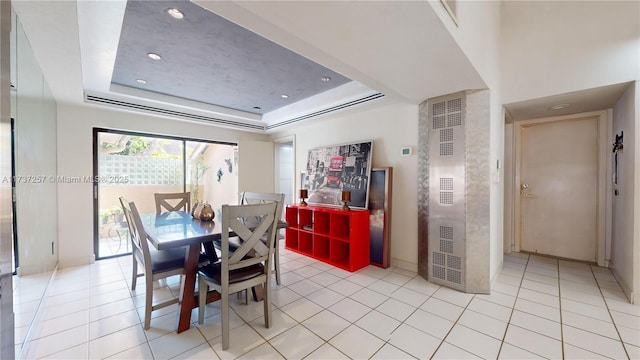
[417,101,430,278]
[417,90,491,293]
[465,90,491,293]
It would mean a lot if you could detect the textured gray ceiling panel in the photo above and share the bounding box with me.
[111,0,351,115]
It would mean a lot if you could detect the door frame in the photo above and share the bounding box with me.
[273,134,296,207]
[512,110,609,266]
[11,118,18,273]
[92,128,237,260]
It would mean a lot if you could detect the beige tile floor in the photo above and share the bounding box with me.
[13,248,640,359]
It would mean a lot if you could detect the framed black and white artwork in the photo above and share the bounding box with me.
[303,140,373,209]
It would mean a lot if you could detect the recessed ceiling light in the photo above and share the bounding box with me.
[147,53,162,61]
[549,103,570,110]
[166,8,184,19]
[321,77,331,82]
[136,79,147,84]
[280,94,289,99]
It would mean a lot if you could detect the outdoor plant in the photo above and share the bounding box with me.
[99,209,111,224]
[111,206,125,224]
[190,154,209,203]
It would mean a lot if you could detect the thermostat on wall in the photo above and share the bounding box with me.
[401,147,412,156]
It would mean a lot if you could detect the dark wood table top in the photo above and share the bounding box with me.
[141,211,223,250]
[142,211,289,251]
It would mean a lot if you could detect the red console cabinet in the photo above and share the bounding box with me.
[285,205,370,272]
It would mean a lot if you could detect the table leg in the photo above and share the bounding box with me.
[202,241,218,263]
[177,244,200,333]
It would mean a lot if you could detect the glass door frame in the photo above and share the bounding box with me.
[11,118,18,274]
[92,127,236,260]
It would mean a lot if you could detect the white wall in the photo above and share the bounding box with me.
[56,104,268,268]
[501,1,640,104]
[238,140,274,194]
[14,19,58,275]
[611,82,636,302]
[429,1,501,91]
[201,143,239,219]
[635,81,640,305]
[271,100,419,271]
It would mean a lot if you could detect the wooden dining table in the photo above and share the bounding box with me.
[141,210,288,333]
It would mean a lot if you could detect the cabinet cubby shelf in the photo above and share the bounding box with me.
[285,205,370,272]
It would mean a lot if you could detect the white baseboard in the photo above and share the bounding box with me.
[18,265,58,360]
[610,266,634,304]
[58,254,95,269]
[490,259,504,292]
[16,263,56,276]
[391,258,418,273]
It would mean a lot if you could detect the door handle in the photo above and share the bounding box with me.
[520,183,537,198]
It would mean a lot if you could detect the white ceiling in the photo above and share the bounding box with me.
[12,0,485,132]
[15,1,625,132]
[504,82,633,122]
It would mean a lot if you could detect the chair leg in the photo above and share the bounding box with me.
[198,276,206,324]
[274,243,281,285]
[144,276,153,330]
[131,259,138,290]
[236,290,249,304]
[264,277,272,328]
[222,289,230,350]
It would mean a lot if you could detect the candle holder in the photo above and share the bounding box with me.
[341,190,351,211]
[299,189,308,207]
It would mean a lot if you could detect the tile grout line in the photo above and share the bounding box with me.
[304,265,418,358]
[557,258,565,360]
[343,272,422,359]
[589,264,631,360]
[361,273,422,359]
[20,252,639,360]
[498,254,548,358]
[427,287,477,359]
[116,254,158,360]
[495,254,530,359]
[361,273,459,359]
[17,267,63,360]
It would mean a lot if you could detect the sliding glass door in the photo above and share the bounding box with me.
[94,129,237,259]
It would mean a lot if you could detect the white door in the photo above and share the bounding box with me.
[519,117,599,262]
[274,140,294,213]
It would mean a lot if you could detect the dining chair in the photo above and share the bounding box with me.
[154,191,218,261]
[240,192,285,285]
[154,192,191,215]
[120,196,206,329]
[197,202,279,350]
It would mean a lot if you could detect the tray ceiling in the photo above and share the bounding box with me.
[112,0,352,116]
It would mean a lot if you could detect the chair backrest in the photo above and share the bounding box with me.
[154,192,191,215]
[120,197,153,271]
[220,202,278,282]
[240,192,285,222]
